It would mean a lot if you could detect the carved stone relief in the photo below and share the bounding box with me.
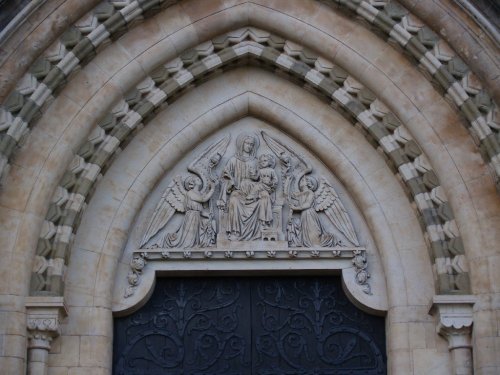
[125,129,371,299]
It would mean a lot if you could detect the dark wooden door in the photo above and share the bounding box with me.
[113,277,386,374]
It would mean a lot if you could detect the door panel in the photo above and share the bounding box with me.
[113,277,386,374]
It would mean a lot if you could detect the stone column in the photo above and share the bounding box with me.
[429,295,476,375]
[25,297,67,375]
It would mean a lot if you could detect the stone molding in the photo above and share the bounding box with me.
[0,0,491,302]
[0,0,494,302]
[429,295,476,374]
[0,1,494,374]
[0,1,44,46]
[125,248,372,299]
[454,0,500,47]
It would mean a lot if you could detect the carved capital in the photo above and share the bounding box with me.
[27,330,55,350]
[437,325,472,350]
[429,295,475,350]
[25,296,68,348]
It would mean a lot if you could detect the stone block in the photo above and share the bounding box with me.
[79,335,112,367]
[48,335,80,367]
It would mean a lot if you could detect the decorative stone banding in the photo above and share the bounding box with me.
[0,2,496,374]
[0,0,498,193]
[31,28,470,298]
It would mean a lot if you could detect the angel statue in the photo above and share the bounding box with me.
[288,176,358,247]
[139,136,230,249]
[262,131,359,248]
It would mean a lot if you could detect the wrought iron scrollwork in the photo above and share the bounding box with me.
[252,278,385,374]
[114,279,250,374]
[113,277,386,374]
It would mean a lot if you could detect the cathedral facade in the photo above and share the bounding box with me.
[0,0,498,373]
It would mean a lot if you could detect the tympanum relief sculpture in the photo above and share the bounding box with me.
[125,131,371,297]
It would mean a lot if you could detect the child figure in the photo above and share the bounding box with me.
[259,154,278,192]
[247,153,278,228]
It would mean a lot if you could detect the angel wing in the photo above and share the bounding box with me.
[315,178,360,246]
[261,131,312,194]
[188,135,230,191]
[140,176,186,248]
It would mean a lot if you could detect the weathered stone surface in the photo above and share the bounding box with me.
[0,1,498,374]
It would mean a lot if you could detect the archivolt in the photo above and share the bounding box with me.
[30,27,470,299]
[0,0,498,191]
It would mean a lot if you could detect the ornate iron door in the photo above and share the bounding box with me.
[114,277,386,374]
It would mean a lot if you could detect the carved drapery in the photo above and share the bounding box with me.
[0,0,494,374]
[124,130,371,299]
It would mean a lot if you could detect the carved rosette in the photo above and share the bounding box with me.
[131,247,367,259]
[352,250,371,295]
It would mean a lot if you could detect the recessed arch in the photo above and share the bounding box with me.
[0,1,498,374]
[0,0,498,190]
[28,27,471,301]
[63,70,433,372]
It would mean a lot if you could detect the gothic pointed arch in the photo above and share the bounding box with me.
[0,1,497,374]
[29,27,471,300]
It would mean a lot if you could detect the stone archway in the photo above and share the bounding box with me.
[68,72,427,373]
[0,1,497,374]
